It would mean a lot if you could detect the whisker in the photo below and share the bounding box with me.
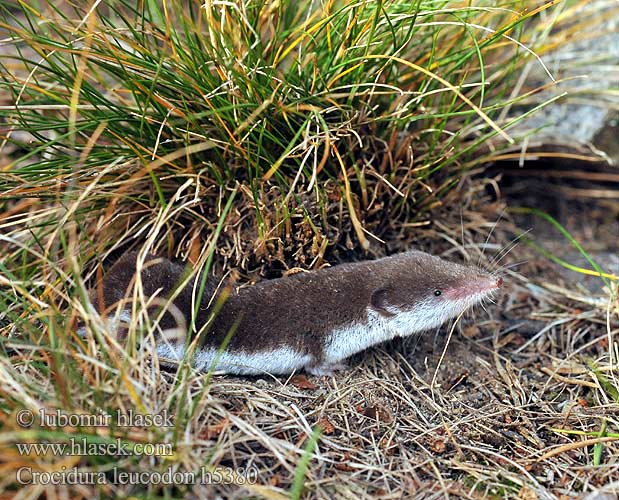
[496,259,529,272]
[488,228,532,272]
[478,207,506,268]
[460,208,466,256]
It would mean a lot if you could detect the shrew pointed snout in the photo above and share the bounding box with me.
[444,274,501,300]
[479,275,502,292]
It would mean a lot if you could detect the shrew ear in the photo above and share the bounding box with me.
[370,287,397,317]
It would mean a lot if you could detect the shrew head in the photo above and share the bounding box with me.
[369,251,501,334]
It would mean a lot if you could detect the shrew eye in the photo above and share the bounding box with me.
[434,289,442,296]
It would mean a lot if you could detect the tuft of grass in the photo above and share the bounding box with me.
[1,0,561,269]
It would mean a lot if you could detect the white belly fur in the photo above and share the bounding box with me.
[156,343,312,376]
[322,304,454,365]
[323,309,393,364]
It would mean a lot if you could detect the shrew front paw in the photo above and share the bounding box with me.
[306,361,349,376]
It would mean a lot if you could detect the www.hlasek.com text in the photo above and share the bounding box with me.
[16,437,173,457]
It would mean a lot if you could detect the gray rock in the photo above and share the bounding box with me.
[508,0,619,164]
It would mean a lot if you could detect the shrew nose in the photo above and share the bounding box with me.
[496,277,503,288]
